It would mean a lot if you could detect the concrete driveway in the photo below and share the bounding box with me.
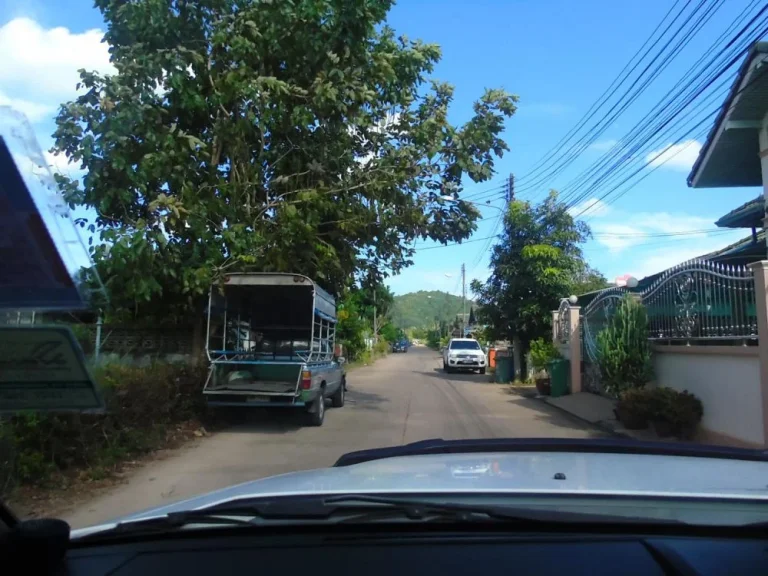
[63,346,606,528]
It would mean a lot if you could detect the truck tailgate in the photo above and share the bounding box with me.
[206,363,302,395]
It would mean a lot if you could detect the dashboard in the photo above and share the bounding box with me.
[61,526,768,576]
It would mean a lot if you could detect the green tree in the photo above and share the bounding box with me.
[572,265,611,295]
[596,295,653,396]
[52,0,516,323]
[470,191,590,366]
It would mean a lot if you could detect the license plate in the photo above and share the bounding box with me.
[460,360,475,364]
[246,396,270,403]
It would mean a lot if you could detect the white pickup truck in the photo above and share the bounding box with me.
[442,338,487,374]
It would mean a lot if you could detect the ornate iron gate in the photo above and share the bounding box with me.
[640,260,756,343]
[580,287,626,394]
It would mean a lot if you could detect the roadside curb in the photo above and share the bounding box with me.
[534,395,627,439]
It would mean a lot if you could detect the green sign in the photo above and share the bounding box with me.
[0,326,103,413]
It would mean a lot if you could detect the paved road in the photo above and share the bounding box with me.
[64,346,606,528]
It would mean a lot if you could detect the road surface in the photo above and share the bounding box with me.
[64,346,606,528]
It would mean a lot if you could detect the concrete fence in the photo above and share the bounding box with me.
[553,260,768,448]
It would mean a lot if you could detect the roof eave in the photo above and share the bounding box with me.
[688,42,768,188]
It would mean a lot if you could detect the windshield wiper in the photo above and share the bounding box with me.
[319,494,684,525]
[77,494,682,541]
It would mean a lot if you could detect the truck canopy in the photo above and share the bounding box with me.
[206,273,336,363]
[221,273,335,320]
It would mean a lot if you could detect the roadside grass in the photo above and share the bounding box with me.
[346,341,390,371]
[0,362,211,500]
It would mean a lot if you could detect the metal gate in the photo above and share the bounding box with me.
[580,287,626,395]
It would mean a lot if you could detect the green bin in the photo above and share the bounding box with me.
[548,359,570,397]
[494,355,513,383]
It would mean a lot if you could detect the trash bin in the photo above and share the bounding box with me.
[494,354,513,383]
[488,348,497,369]
[548,359,570,397]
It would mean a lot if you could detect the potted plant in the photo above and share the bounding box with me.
[615,388,652,430]
[529,338,561,396]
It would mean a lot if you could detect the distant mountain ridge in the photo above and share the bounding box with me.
[391,290,475,329]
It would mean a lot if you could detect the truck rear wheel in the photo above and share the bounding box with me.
[331,380,345,407]
[307,392,325,426]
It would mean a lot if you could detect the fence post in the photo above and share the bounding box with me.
[94,313,103,361]
[748,261,768,447]
[568,306,582,393]
[551,310,559,343]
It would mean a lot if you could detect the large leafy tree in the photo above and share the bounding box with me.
[53,0,516,323]
[470,192,590,367]
[572,265,611,295]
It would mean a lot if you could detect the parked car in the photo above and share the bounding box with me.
[442,338,487,374]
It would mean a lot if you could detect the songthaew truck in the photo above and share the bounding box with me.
[203,273,345,426]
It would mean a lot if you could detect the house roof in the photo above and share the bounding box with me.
[714,195,763,228]
[688,42,768,188]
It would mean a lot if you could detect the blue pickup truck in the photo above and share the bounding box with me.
[203,273,345,426]
[392,339,409,353]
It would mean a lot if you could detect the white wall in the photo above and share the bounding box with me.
[654,349,764,446]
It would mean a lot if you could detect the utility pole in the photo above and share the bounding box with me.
[373,287,377,341]
[461,263,466,336]
[506,172,521,379]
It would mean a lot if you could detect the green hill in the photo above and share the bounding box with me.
[391,291,475,329]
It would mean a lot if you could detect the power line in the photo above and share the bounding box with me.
[512,0,688,188]
[560,0,764,208]
[569,30,768,216]
[515,0,721,198]
[414,224,736,253]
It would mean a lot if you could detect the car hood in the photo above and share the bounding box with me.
[72,449,768,537]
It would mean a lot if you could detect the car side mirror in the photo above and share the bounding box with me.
[337,356,346,365]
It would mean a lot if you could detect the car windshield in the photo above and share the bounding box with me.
[450,341,481,350]
[2,0,768,535]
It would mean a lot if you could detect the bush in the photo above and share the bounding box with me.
[529,338,561,374]
[596,295,653,396]
[0,362,208,497]
[615,388,655,429]
[651,388,703,439]
[615,387,704,439]
[373,340,389,356]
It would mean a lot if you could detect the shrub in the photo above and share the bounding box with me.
[596,295,653,396]
[529,338,561,374]
[615,388,654,429]
[652,388,703,439]
[1,362,208,497]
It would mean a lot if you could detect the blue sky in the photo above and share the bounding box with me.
[0,0,762,298]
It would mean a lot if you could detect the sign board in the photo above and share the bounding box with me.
[0,326,103,413]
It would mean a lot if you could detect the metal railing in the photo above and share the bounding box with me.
[640,260,757,342]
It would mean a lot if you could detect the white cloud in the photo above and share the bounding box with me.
[624,234,743,280]
[44,150,82,177]
[589,139,617,152]
[0,90,54,122]
[645,139,702,171]
[568,197,611,218]
[0,18,114,124]
[0,18,114,96]
[589,209,717,254]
